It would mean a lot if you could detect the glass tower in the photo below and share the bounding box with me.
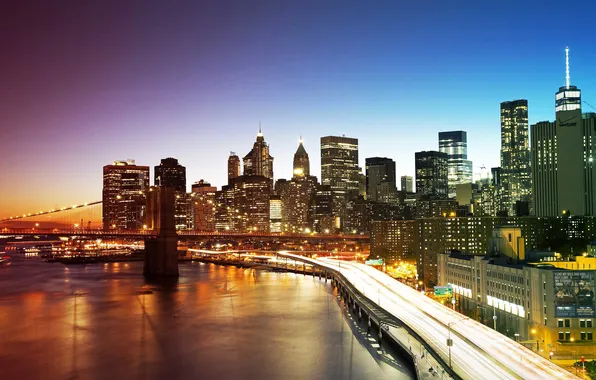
[438,131,472,198]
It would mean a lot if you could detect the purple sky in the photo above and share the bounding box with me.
[2,0,596,219]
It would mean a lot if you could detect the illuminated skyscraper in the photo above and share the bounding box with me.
[293,137,310,178]
[321,135,361,229]
[278,140,318,232]
[243,127,274,179]
[102,160,150,230]
[438,131,472,198]
[500,99,531,215]
[228,152,241,183]
[415,151,448,199]
[269,195,282,233]
[532,47,596,216]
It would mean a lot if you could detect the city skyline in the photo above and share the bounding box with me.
[2,1,596,219]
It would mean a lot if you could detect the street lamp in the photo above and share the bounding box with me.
[530,328,539,351]
[447,316,469,368]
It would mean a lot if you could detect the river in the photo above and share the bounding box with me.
[0,256,413,379]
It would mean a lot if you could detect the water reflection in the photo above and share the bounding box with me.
[0,257,412,379]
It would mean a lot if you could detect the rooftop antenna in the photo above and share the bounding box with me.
[566,46,570,89]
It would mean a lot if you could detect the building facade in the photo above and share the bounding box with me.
[365,157,396,202]
[438,131,472,199]
[401,175,414,193]
[102,160,150,230]
[228,152,241,182]
[437,228,596,358]
[415,151,448,199]
[320,135,361,229]
[191,180,216,232]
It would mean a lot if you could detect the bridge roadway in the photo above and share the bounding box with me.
[278,252,579,380]
[0,228,368,241]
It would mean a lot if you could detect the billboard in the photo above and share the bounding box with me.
[554,271,595,318]
[434,285,453,297]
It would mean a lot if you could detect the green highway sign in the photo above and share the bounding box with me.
[434,285,453,297]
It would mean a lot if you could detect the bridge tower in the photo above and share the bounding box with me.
[144,187,179,277]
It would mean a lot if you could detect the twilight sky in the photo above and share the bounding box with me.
[1,0,596,219]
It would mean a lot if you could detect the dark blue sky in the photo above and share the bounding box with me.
[2,0,596,217]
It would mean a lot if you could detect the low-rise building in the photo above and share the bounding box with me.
[437,226,596,359]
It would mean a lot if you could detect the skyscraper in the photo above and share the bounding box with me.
[438,131,472,198]
[154,157,186,192]
[227,152,241,183]
[102,160,150,230]
[401,175,414,193]
[532,48,596,216]
[243,128,274,179]
[365,157,396,202]
[293,137,310,178]
[414,151,448,199]
[280,139,318,232]
[500,99,531,215]
[321,135,361,229]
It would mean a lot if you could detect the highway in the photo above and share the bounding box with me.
[278,252,579,380]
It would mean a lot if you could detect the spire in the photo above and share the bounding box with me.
[566,46,570,89]
[299,135,303,145]
[257,121,263,137]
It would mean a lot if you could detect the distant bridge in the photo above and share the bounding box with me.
[0,201,368,242]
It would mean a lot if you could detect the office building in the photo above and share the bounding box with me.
[321,135,361,229]
[230,175,272,232]
[191,180,216,232]
[500,99,531,216]
[228,152,241,183]
[532,48,596,216]
[154,157,186,192]
[269,195,282,233]
[102,160,150,230]
[439,131,472,198]
[243,128,274,179]
[370,220,417,262]
[365,157,396,202]
[415,151,448,199]
[281,140,318,232]
[401,175,414,193]
[309,185,335,233]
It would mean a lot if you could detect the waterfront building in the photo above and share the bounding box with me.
[102,160,150,230]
